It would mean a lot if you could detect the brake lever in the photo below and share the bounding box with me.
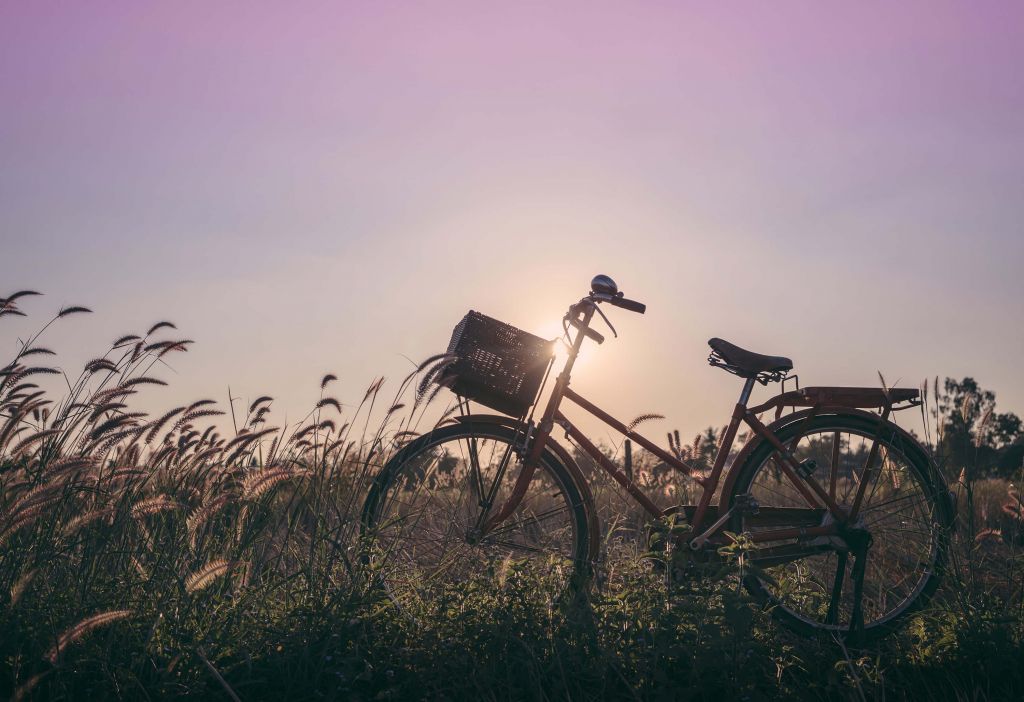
[564,302,609,344]
[590,300,617,338]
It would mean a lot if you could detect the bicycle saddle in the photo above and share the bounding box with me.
[708,338,793,377]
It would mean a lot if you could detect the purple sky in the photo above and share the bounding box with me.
[2,2,1022,440]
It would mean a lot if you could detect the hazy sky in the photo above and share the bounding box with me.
[2,1,1022,443]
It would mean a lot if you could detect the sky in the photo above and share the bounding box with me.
[1,1,1022,445]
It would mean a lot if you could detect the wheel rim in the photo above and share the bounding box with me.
[738,423,942,633]
[365,427,583,608]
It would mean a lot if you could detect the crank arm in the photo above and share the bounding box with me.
[689,504,737,550]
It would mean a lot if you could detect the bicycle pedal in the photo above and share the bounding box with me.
[796,459,817,479]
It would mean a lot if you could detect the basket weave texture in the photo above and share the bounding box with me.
[441,311,554,416]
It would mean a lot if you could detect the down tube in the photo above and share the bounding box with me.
[557,412,664,517]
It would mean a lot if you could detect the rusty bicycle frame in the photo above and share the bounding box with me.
[476,300,907,558]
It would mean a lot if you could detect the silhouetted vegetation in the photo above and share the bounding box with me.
[2,292,1022,700]
[932,376,1023,478]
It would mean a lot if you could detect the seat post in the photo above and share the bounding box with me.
[738,376,756,406]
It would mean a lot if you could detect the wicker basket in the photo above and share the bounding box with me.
[440,311,555,416]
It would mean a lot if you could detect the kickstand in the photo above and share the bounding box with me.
[847,534,872,646]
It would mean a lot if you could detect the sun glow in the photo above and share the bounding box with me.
[537,318,591,372]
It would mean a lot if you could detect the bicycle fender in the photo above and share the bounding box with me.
[453,414,601,561]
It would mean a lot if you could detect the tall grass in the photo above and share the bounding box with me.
[2,291,1023,700]
[0,291,448,699]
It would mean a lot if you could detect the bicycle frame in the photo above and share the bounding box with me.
[479,301,885,549]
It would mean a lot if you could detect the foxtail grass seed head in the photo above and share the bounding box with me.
[185,559,233,593]
[46,610,132,664]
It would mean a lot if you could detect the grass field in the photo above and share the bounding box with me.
[2,294,1023,701]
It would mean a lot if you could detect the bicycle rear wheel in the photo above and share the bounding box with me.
[727,413,951,639]
[361,422,592,609]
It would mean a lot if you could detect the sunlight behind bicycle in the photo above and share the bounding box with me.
[362,274,956,643]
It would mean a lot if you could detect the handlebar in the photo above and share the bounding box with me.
[608,296,645,314]
[563,281,645,346]
[589,292,646,314]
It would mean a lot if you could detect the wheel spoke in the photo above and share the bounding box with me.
[829,431,840,501]
[487,504,571,538]
[363,425,586,608]
[733,416,946,637]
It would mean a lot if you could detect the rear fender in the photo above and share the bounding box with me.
[454,414,600,560]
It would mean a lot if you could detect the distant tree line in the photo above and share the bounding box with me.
[933,377,1023,478]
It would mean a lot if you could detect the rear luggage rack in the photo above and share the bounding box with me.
[749,386,921,415]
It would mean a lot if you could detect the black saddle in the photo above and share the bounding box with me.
[708,338,793,378]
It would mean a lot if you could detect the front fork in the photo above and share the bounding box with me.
[477,417,553,535]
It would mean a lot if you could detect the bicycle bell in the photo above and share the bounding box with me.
[591,274,618,296]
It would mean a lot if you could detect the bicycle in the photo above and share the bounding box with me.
[362,275,955,639]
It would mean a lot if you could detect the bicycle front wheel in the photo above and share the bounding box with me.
[361,421,592,609]
[727,413,951,639]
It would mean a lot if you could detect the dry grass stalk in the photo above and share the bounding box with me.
[85,358,118,374]
[317,397,342,413]
[42,457,96,480]
[131,556,149,579]
[144,406,186,443]
[1005,487,1023,521]
[11,428,60,456]
[960,394,974,424]
[4,482,62,517]
[185,559,234,593]
[146,321,177,335]
[975,407,994,448]
[187,494,232,539]
[46,609,133,664]
[10,568,38,606]
[172,408,225,432]
[196,646,243,702]
[975,528,1004,545]
[112,334,140,346]
[248,395,273,413]
[57,305,92,318]
[131,495,180,518]
[104,467,146,484]
[62,508,114,537]
[89,413,146,442]
[626,413,664,433]
[12,671,49,702]
[243,467,296,500]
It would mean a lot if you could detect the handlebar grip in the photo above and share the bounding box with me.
[612,297,646,314]
[582,326,605,344]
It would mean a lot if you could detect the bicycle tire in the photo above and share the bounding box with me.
[361,421,592,608]
[727,412,951,639]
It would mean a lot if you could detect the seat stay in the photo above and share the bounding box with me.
[742,411,848,518]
